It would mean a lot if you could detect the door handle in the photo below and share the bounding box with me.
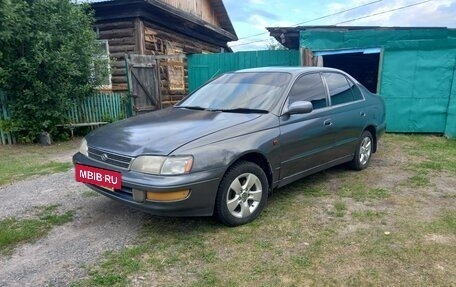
[324,119,333,127]
[360,112,366,117]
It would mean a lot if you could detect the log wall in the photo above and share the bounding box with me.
[95,18,222,106]
[95,20,137,91]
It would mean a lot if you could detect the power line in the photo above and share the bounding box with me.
[236,0,383,41]
[231,0,436,48]
[334,0,434,24]
[230,38,272,48]
[295,0,383,26]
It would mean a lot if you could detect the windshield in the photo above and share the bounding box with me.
[177,72,291,112]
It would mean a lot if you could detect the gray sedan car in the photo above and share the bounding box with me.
[73,67,386,226]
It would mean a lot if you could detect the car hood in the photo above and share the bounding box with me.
[86,107,263,156]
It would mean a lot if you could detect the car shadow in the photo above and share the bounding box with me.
[92,164,359,232]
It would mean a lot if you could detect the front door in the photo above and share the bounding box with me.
[279,73,333,184]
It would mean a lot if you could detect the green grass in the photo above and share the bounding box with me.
[339,184,390,201]
[0,139,79,186]
[352,210,387,221]
[333,201,347,217]
[406,172,431,187]
[82,190,100,198]
[428,210,456,234]
[71,134,456,287]
[0,205,73,255]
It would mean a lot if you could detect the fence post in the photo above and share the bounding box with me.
[0,90,15,145]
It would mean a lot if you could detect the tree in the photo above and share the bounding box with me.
[266,38,287,50]
[0,0,105,142]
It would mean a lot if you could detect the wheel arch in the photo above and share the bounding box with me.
[226,152,274,192]
[364,125,377,152]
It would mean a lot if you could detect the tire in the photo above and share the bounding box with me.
[215,161,269,227]
[349,130,374,171]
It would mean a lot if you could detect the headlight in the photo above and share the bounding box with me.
[130,155,193,175]
[79,138,88,157]
[161,156,193,175]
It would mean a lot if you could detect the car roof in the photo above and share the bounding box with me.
[233,66,344,76]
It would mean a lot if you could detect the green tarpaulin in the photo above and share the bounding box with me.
[300,28,456,138]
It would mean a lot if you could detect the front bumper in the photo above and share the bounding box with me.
[73,152,224,217]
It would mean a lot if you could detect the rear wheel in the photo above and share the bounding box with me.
[215,161,268,227]
[349,130,373,170]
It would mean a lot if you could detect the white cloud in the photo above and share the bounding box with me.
[248,14,270,31]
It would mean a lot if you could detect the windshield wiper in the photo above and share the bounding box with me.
[175,106,208,111]
[176,106,269,114]
[211,108,269,114]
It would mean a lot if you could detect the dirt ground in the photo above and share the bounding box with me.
[0,135,455,286]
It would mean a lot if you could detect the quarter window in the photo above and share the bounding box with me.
[288,73,327,109]
[349,80,364,101]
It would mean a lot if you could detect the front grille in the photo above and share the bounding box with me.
[88,147,133,169]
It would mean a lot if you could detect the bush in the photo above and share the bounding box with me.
[0,0,106,142]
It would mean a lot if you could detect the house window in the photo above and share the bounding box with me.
[93,40,111,88]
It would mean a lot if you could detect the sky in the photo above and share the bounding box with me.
[224,0,456,51]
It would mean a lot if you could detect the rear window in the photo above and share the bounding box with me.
[324,73,360,105]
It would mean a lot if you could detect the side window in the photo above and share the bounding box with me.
[323,73,354,106]
[288,73,327,109]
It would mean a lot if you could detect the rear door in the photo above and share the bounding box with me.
[279,73,333,182]
[322,72,367,159]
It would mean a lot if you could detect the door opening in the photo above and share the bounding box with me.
[314,49,381,93]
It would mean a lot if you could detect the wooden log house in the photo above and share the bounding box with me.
[91,0,237,112]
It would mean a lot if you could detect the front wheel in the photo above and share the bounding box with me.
[349,130,373,170]
[215,161,268,227]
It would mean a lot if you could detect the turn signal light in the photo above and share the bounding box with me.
[146,190,190,202]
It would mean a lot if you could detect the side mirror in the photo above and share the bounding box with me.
[287,101,313,115]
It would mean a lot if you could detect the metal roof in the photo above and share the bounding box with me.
[267,25,453,50]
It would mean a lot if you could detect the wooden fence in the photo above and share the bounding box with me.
[66,91,132,124]
[0,91,133,144]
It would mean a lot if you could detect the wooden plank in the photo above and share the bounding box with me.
[95,21,134,30]
[110,52,129,60]
[145,35,157,43]
[105,37,136,46]
[109,45,136,53]
[95,93,102,121]
[112,76,127,83]
[112,83,128,91]
[112,68,127,77]
[98,28,135,39]
[135,19,145,55]
[159,61,185,67]
[144,28,157,36]
[111,60,127,68]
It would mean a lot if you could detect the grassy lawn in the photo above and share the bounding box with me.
[0,139,80,186]
[71,134,456,287]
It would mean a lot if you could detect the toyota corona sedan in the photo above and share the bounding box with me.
[73,67,386,226]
